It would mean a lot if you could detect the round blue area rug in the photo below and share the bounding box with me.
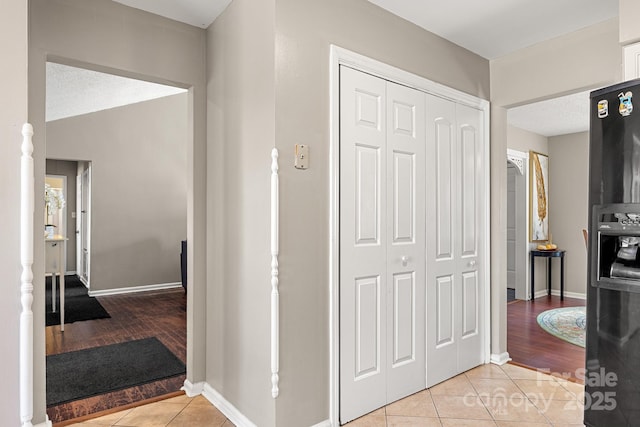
[536,306,586,348]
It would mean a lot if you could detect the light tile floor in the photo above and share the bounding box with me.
[68,364,585,427]
[68,394,234,427]
[347,363,585,427]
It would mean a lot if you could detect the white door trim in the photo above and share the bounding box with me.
[329,45,491,426]
[506,149,529,300]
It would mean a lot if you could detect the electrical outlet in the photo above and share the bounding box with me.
[295,144,309,169]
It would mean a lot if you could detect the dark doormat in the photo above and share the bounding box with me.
[45,275,110,326]
[46,337,186,407]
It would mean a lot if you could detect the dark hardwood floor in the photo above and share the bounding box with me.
[46,283,186,425]
[507,294,586,383]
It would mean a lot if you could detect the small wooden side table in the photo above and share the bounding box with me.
[530,249,566,301]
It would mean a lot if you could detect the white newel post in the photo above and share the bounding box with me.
[20,123,34,427]
[271,148,280,398]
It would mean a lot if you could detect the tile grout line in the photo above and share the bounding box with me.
[500,364,553,426]
[464,369,500,424]
[163,398,194,427]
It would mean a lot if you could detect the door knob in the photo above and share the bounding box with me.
[401,256,408,266]
[468,260,476,267]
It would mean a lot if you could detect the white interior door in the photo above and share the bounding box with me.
[339,66,426,423]
[425,95,484,387]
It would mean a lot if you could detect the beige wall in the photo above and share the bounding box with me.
[620,0,640,44]
[507,125,548,155]
[47,94,188,291]
[491,19,621,108]
[207,0,489,424]
[0,0,27,424]
[29,0,207,420]
[273,0,489,425]
[549,132,589,295]
[206,0,276,425]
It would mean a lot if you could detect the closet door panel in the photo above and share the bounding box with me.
[340,66,388,423]
[456,103,484,373]
[426,95,459,387]
[434,118,454,260]
[460,125,478,257]
[386,80,426,402]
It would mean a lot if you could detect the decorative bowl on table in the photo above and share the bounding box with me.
[537,243,558,251]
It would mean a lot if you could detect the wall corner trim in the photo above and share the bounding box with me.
[181,379,205,397]
[202,383,258,427]
[490,352,512,366]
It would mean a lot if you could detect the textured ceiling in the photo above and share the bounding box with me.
[507,90,593,137]
[46,63,186,122]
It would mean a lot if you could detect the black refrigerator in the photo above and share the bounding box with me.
[586,79,640,426]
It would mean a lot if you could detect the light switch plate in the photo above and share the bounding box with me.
[295,144,309,169]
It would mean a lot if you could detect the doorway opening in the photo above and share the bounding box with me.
[45,160,89,284]
[44,61,189,422]
[505,91,592,381]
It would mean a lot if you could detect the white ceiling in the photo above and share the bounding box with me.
[367,0,618,60]
[48,1,618,136]
[112,0,231,28]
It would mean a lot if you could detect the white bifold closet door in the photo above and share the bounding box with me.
[425,95,484,388]
[339,66,426,423]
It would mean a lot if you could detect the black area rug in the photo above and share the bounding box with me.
[46,337,186,407]
[45,275,110,326]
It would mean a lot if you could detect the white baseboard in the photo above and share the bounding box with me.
[181,379,205,397]
[533,289,586,300]
[34,415,53,427]
[551,289,586,300]
[202,383,257,427]
[490,352,512,365]
[88,282,182,297]
[191,381,328,427]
